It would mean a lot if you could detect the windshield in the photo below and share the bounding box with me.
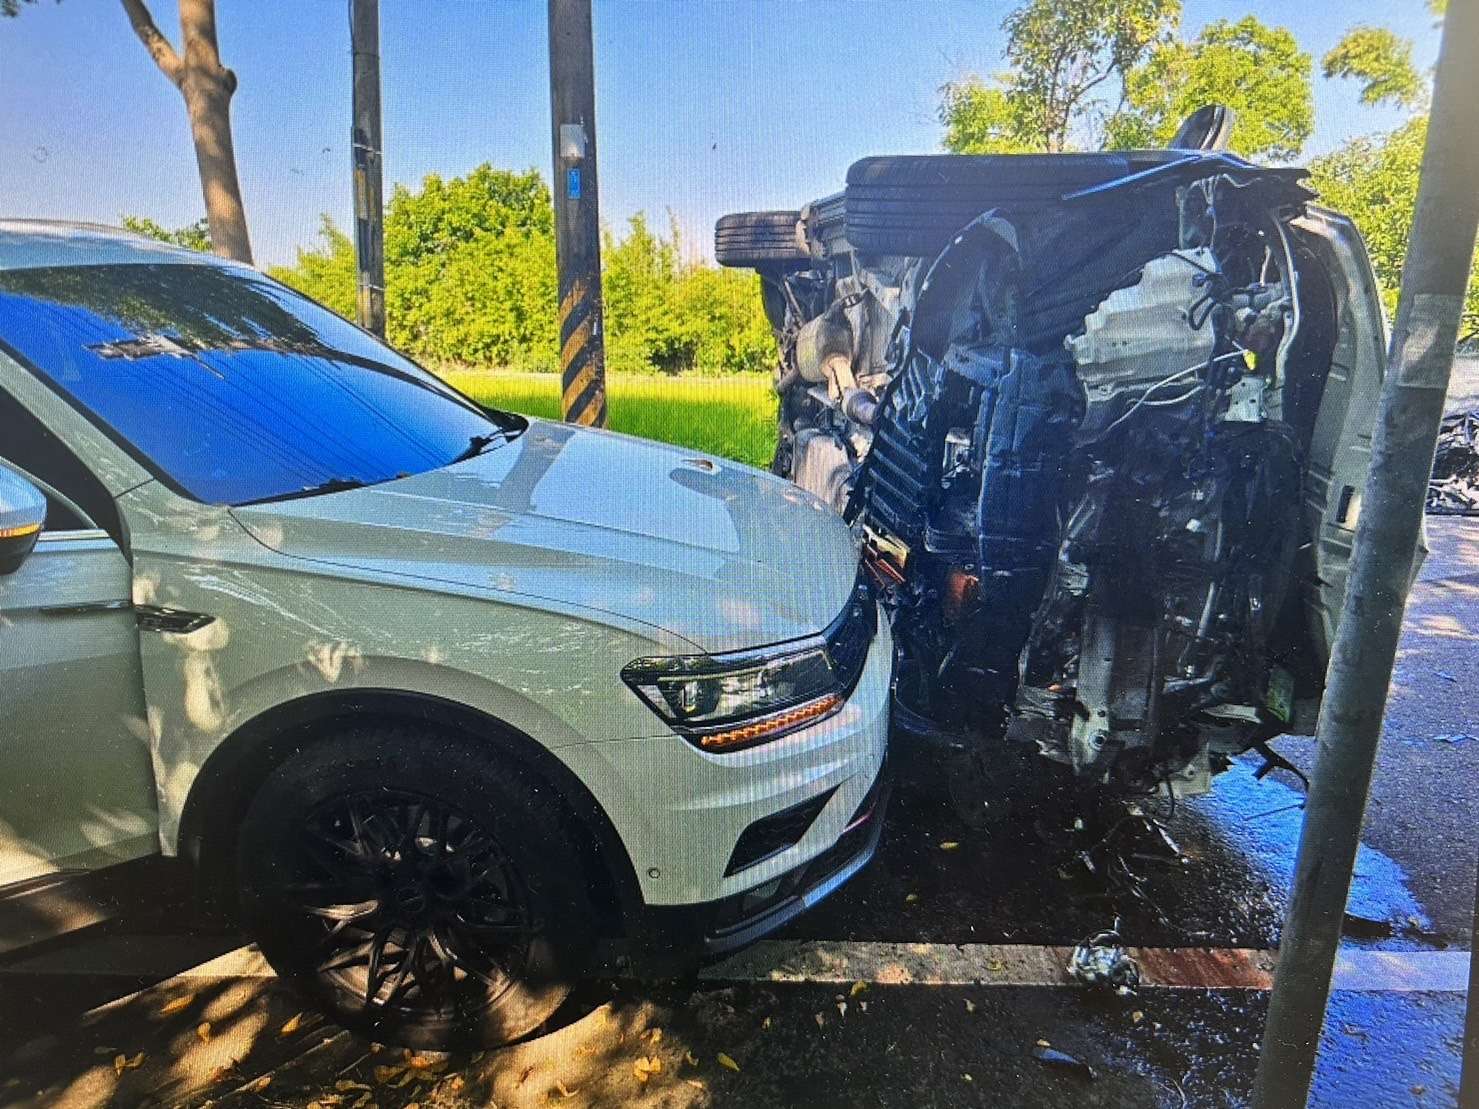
[0,262,523,505]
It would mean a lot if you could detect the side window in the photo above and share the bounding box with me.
[0,384,120,540]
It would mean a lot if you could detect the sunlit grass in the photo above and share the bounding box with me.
[441,371,779,470]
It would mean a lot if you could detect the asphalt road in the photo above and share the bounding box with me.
[0,519,1473,1109]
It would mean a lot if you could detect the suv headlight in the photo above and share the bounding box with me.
[622,583,876,753]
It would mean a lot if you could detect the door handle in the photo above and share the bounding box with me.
[39,599,134,617]
[38,600,215,634]
[134,605,215,634]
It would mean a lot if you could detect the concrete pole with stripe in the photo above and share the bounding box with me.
[547,0,608,427]
[1251,1,1479,1104]
[350,0,385,337]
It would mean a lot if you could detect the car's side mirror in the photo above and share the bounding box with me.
[0,467,46,575]
[1169,105,1235,152]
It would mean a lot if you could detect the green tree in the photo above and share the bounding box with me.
[1309,117,1477,343]
[941,0,1178,153]
[383,165,559,370]
[120,214,211,252]
[268,166,773,374]
[1321,26,1426,109]
[1106,17,1313,159]
[265,216,357,320]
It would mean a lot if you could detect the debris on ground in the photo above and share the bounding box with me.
[1428,410,1479,515]
[1031,1043,1097,1080]
[1067,927,1141,995]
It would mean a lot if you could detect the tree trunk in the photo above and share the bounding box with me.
[121,0,253,263]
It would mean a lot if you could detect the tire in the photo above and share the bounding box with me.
[235,724,595,1049]
[842,151,1188,257]
[714,209,808,268]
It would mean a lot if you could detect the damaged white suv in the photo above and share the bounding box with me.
[0,221,890,1047]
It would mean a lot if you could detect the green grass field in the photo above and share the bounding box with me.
[442,371,780,469]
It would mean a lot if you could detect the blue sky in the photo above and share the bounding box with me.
[0,0,1440,268]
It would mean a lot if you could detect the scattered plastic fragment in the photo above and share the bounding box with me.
[1067,929,1140,994]
[1031,1043,1096,1080]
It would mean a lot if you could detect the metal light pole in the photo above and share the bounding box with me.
[547,0,607,427]
[1251,2,1479,1105]
[350,0,385,336]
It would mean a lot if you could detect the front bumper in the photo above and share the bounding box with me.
[623,756,891,977]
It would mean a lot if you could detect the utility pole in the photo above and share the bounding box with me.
[1251,2,1479,1106]
[1463,857,1479,1107]
[350,0,385,336]
[547,0,608,427]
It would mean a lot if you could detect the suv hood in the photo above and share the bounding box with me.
[232,419,859,652]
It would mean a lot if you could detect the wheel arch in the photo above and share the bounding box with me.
[177,688,645,934]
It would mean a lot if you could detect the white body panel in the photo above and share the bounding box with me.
[0,530,157,884]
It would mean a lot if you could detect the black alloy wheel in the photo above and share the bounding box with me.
[236,726,594,1048]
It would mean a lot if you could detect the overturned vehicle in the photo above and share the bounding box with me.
[717,112,1386,809]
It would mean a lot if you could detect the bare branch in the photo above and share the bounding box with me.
[120,0,184,87]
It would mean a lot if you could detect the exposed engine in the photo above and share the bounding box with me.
[719,138,1388,803]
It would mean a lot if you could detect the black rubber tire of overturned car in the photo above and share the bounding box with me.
[841,152,1180,258]
[714,209,808,268]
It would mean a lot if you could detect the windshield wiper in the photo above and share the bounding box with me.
[448,430,516,465]
[237,476,367,506]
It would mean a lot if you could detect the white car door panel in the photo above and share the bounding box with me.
[0,529,157,886]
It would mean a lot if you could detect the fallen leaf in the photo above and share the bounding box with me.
[939,841,960,851]
[633,1055,663,1083]
[279,1012,304,1037]
[717,1052,741,1072]
[985,958,1005,973]
[1131,1011,1145,1024]
[904,893,919,904]
[860,1001,868,1012]
[195,1022,212,1043]
[964,999,977,1014]
[648,1027,663,1045]
[1036,1039,1051,1048]
[963,1073,974,1082]
[92,1046,119,1056]
[373,1064,406,1084]
[762,1016,772,1030]
[836,1001,847,1018]
[814,1012,825,1028]
[556,1079,578,1097]
[684,1050,700,1067]
[686,1079,706,1090]
[350,1093,372,1109]
[335,1080,372,1092]
[113,1052,145,1077]
[159,995,194,1017]
[850,981,868,997]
